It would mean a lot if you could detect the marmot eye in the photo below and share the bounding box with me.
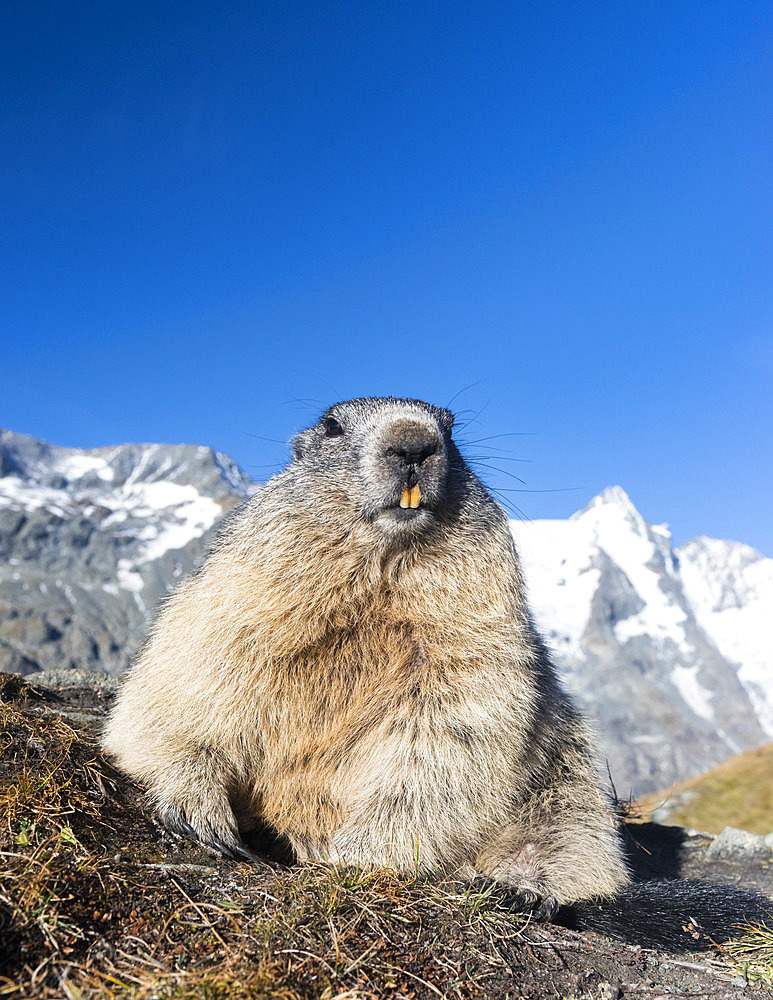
[323,417,344,437]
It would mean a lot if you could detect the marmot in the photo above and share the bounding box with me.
[104,397,768,948]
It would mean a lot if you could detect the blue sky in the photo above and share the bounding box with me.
[2,1,772,554]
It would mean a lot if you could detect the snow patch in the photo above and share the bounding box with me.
[615,612,690,654]
[0,477,71,514]
[117,561,144,592]
[116,483,221,563]
[58,455,114,482]
[510,518,599,662]
[671,665,714,722]
[679,537,773,735]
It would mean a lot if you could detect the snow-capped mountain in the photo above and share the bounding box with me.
[0,428,253,677]
[511,486,772,793]
[1,427,770,794]
[678,536,773,735]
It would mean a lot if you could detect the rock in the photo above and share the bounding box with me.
[25,668,120,692]
[704,826,772,863]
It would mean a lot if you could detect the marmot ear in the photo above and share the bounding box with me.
[292,429,314,460]
[438,408,454,434]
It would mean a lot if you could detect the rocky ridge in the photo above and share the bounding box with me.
[512,487,772,793]
[0,428,253,677]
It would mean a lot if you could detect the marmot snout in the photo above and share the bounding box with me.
[291,397,456,542]
[370,413,449,530]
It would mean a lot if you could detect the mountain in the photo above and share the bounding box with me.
[511,487,772,793]
[0,428,253,677]
[1,429,770,795]
[677,535,773,735]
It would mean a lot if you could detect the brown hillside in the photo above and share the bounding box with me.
[636,743,773,836]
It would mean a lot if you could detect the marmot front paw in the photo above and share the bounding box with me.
[156,801,256,863]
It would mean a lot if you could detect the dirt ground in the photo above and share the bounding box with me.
[1,672,771,999]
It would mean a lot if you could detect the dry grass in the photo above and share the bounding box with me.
[636,742,773,836]
[0,678,538,999]
[2,674,772,998]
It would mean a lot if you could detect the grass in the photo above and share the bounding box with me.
[636,742,773,835]
[2,673,772,998]
[714,921,773,989]
[0,678,537,999]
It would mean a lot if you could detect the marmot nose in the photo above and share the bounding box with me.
[384,440,438,467]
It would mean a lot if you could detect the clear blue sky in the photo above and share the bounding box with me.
[3,2,772,554]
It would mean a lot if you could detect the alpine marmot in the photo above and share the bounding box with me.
[104,397,768,947]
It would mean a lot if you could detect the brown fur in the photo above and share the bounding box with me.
[103,397,629,914]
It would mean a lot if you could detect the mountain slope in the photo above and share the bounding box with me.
[678,536,773,734]
[511,487,771,793]
[636,742,773,835]
[0,428,253,677]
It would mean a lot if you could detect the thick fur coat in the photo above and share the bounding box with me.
[104,398,768,945]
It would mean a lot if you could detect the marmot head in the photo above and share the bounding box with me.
[289,397,466,546]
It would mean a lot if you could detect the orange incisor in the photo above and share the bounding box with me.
[399,485,421,509]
